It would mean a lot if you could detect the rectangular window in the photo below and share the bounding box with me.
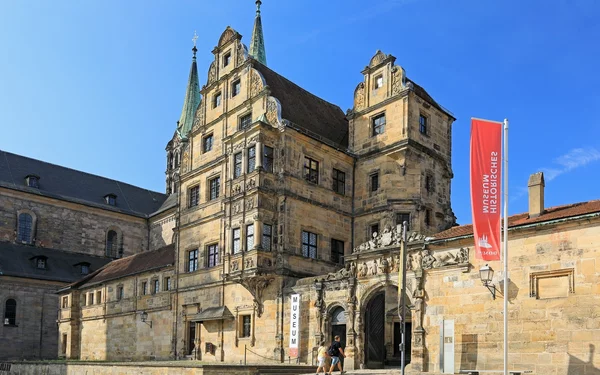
[81,264,89,275]
[425,209,432,226]
[62,296,69,309]
[419,114,428,134]
[370,223,380,238]
[164,277,172,291]
[213,92,222,108]
[232,228,241,254]
[89,292,94,305]
[246,224,254,251]
[332,168,345,195]
[247,147,256,173]
[223,52,231,67]
[203,134,213,153]
[239,113,252,130]
[209,176,220,200]
[153,280,160,294]
[425,175,434,194]
[304,157,319,184]
[141,282,148,295]
[96,291,101,304]
[188,185,200,207]
[375,75,383,89]
[117,286,124,300]
[234,152,242,178]
[61,333,67,355]
[232,79,241,97]
[396,213,411,231]
[207,244,219,268]
[301,230,318,259]
[241,315,251,338]
[262,224,272,251]
[331,239,345,265]
[82,294,86,306]
[372,113,386,136]
[263,146,274,173]
[370,172,379,192]
[188,250,199,272]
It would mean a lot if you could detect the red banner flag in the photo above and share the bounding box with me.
[470,118,502,261]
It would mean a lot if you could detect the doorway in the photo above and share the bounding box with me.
[393,321,412,365]
[365,292,385,368]
[330,306,346,365]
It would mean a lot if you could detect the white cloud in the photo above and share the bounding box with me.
[544,147,600,181]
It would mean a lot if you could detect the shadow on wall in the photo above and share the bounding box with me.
[568,344,600,375]
[460,334,478,371]
[498,278,519,304]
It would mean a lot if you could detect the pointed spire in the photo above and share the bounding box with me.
[177,31,201,139]
[249,0,267,65]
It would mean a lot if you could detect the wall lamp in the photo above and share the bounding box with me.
[479,264,497,300]
[139,311,152,328]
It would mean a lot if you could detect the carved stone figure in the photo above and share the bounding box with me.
[370,260,378,276]
[421,250,435,270]
[245,258,254,269]
[413,287,425,330]
[246,179,256,189]
[379,258,389,274]
[354,82,365,110]
[412,251,423,270]
[266,98,280,126]
[208,62,217,85]
[249,69,264,97]
[457,247,469,264]
[231,260,239,272]
[406,254,413,271]
[359,262,368,277]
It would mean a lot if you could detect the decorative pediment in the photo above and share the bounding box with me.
[249,68,266,97]
[352,225,428,254]
[369,50,388,67]
[236,40,248,67]
[218,26,240,47]
[354,82,365,111]
[391,66,406,95]
[265,96,282,128]
[207,61,217,85]
[192,100,204,132]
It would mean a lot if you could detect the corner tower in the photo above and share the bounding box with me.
[348,50,456,241]
[165,33,201,195]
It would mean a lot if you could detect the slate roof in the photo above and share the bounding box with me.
[253,60,349,149]
[0,242,112,283]
[407,78,456,121]
[433,200,600,241]
[0,150,168,217]
[150,192,178,217]
[76,244,175,287]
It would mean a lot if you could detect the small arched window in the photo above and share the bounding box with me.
[106,230,118,257]
[4,299,16,326]
[331,307,346,325]
[17,213,33,244]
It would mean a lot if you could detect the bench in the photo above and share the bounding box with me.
[460,371,532,375]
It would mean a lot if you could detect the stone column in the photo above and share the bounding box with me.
[229,152,235,180]
[241,149,247,176]
[256,141,263,170]
[254,220,262,250]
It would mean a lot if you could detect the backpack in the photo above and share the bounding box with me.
[327,343,337,357]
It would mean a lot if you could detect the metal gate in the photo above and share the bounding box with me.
[365,292,385,368]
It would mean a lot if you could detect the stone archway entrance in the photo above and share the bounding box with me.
[365,292,386,368]
[330,306,347,347]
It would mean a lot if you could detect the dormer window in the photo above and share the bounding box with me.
[81,263,90,275]
[375,75,383,89]
[223,52,231,67]
[25,175,40,188]
[31,255,48,270]
[104,194,117,206]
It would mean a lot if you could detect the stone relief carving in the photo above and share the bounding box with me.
[218,27,236,47]
[412,286,425,330]
[319,262,357,282]
[370,260,378,276]
[232,202,242,215]
[353,225,427,253]
[238,276,274,317]
[265,97,282,127]
[249,69,264,97]
[236,40,247,67]
[181,149,190,174]
[419,248,469,270]
[192,102,204,131]
[391,66,406,96]
[231,260,239,272]
[245,198,254,210]
[245,178,256,190]
[233,184,242,195]
[354,82,365,110]
[245,257,254,269]
[207,61,217,85]
[369,50,387,67]
[359,262,368,277]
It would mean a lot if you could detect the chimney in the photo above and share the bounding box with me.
[528,172,545,218]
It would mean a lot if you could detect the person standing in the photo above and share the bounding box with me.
[327,335,346,374]
[316,340,329,375]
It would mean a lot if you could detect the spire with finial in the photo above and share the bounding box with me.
[176,31,201,139]
[249,0,267,65]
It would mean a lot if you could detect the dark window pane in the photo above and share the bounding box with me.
[188,249,198,272]
[246,224,254,250]
[209,177,220,200]
[5,299,17,325]
[207,244,219,268]
[203,135,213,152]
[106,230,118,257]
[247,147,256,173]
[233,228,241,254]
[232,80,241,96]
[396,213,411,231]
[331,239,345,264]
[239,113,252,130]
[17,213,32,243]
[419,114,427,134]
[372,113,386,136]
[189,186,200,207]
[242,315,251,337]
[333,169,345,194]
[234,153,242,178]
[262,224,272,251]
[263,146,274,173]
[303,157,319,184]
[301,230,317,259]
[370,173,379,192]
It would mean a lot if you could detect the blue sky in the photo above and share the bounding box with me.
[1,0,599,225]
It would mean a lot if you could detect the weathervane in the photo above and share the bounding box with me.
[192,30,198,47]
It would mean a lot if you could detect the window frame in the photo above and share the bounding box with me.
[374,74,383,89]
[233,152,243,179]
[419,114,428,135]
[369,223,380,239]
[263,146,274,173]
[96,291,102,304]
[188,185,200,208]
[240,314,251,338]
[246,224,254,251]
[332,168,346,195]
[4,299,17,326]
[17,213,33,244]
[262,224,272,251]
[330,238,345,265]
[232,228,241,254]
[232,79,241,97]
[396,213,411,231]
[239,113,252,130]
[370,172,380,192]
[247,146,256,173]
[106,230,118,257]
[153,279,160,294]
[206,243,219,268]
[89,292,94,305]
[27,176,39,188]
[209,176,221,200]
[425,209,432,227]
[301,230,318,259]
[223,52,231,67]
[203,133,214,153]
[62,296,69,309]
[36,257,46,269]
[303,157,319,184]
[372,113,386,136]
[188,249,199,272]
[213,92,222,108]
[116,286,124,300]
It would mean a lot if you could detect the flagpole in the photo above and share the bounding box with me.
[400,221,408,375]
[503,118,509,375]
